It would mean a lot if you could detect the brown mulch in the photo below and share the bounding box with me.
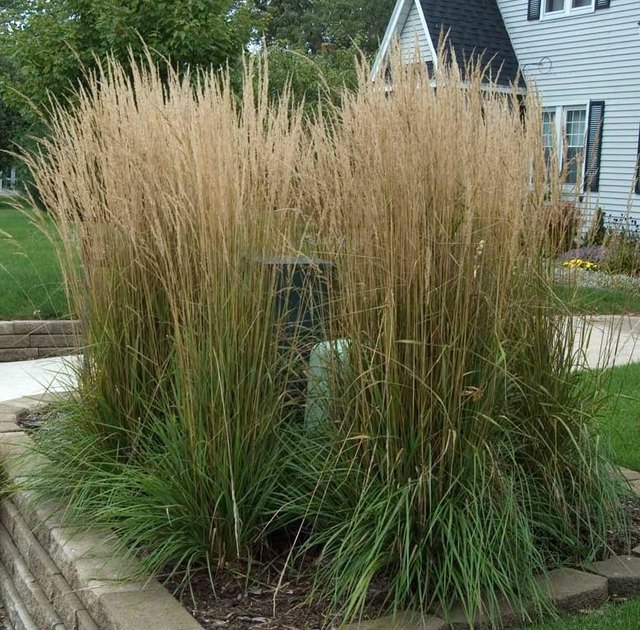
[163,564,345,630]
[607,494,640,556]
[16,406,56,431]
[165,497,640,630]
[0,603,12,630]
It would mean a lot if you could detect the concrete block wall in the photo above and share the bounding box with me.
[0,321,81,362]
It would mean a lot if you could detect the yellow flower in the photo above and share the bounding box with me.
[563,258,598,271]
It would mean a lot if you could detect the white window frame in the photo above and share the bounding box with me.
[543,104,589,190]
[541,0,595,20]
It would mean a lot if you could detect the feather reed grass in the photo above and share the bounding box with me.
[24,57,312,566]
[279,59,627,624]
[20,53,627,627]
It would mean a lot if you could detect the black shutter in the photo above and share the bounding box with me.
[584,101,605,193]
[528,0,542,20]
[635,125,640,195]
[595,0,611,9]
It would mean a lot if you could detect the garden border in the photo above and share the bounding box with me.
[0,322,81,363]
[2,395,640,630]
[0,394,203,630]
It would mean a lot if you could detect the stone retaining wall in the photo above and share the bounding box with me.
[0,322,81,363]
[0,395,204,630]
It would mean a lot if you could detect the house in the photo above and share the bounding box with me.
[373,0,640,224]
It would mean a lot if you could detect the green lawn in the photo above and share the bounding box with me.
[0,198,70,320]
[597,362,640,472]
[556,285,640,316]
[532,599,640,630]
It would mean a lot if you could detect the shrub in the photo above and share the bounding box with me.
[603,215,640,277]
[583,207,607,247]
[21,53,627,627]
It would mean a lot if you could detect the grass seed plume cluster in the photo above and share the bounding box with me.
[22,54,627,626]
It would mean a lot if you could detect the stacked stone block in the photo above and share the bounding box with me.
[0,321,81,362]
[0,395,204,630]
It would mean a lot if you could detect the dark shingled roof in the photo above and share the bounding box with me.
[419,0,526,89]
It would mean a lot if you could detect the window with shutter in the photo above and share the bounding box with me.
[565,108,587,185]
[528,0,542,20]
[534,0,606,18]
[584,101,605,193]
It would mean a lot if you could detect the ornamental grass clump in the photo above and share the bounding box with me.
[20,52,627,628]
[24,57,311,567]
[279,58,627,624]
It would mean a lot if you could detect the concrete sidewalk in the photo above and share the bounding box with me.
[0,316,638,404]
[0,355,80,403]
[576,315,640,370]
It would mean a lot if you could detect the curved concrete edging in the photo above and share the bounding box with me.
[0,394,203,630]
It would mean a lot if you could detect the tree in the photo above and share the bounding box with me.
[0,0,253,119]
[257,0,394,55]
[250,0,393,114]
[0,96,24,169]
[0,28,27,170]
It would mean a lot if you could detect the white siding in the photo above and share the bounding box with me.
[498,0,640,222]
[399,0,433,64]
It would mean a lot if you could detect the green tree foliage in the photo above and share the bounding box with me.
[0,30,27,169]
[0,95,24,169]
[0,0,396,153]
[263,45,359,112]
[257,0,394,55]
[0,0,253,118]
[254,0,394,113]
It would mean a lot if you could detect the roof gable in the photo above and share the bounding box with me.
[420,0,526,88]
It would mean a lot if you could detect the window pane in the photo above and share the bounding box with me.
[546,0,565,12]
[564,109,586,185]
[572,0,591,7]
[542,111,556,168]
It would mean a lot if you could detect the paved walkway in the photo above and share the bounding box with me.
[0,355,80,403]
[577,315,640,370]
[0,316,638,404]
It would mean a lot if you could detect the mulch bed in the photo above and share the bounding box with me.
[608,495,640,556]
[164,565,343,630]
[16,407,56,431]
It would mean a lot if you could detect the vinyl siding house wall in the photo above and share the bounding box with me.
[398,1,433,63]
[374,0,640,223]
[499,0,640,221]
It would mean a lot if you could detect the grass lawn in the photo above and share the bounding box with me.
[0,198,70,320]
[532,599,640,629]
[597,361,640,472]
[556,285,640,316]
